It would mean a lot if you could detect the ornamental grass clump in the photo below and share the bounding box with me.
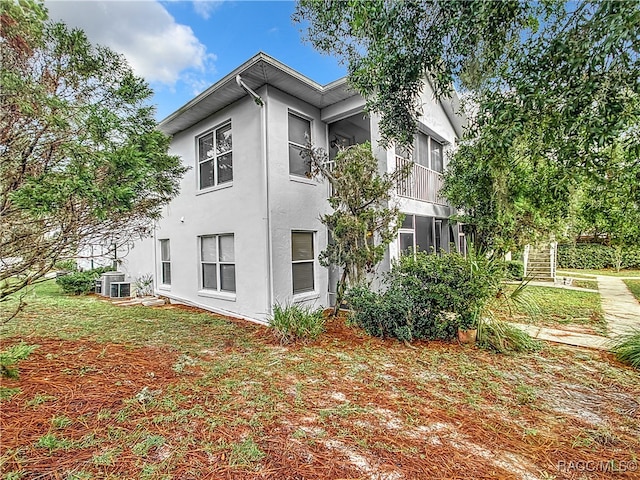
[611,330,640,369]
[477,320,542,354]
[269,304,326,344]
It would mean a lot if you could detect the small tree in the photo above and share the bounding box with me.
[0,1,187,316]
[302,142,405,314]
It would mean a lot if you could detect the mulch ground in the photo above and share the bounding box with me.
[2,309,639,479]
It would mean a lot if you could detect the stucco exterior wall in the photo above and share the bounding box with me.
[264,86,330,311]
[148,95,271,321]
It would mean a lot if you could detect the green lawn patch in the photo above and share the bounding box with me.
[493,285,607,334]
[558,268,640,278]
[623,279,640,302]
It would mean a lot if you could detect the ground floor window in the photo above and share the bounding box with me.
[159,239,171,285]
[200,234,236,293]
[292,231,315,294]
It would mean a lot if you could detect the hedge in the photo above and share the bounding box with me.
[557,244,640,270]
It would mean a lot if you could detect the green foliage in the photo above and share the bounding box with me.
[558,244,640,270]
[295,0,531,147]
[348,249,505,341]
[477,320,541,354]
[504,261,524,281]
[0,342,38,379]
[229,437,265,467]
[56,267,110,295]
[611,330,640,369]
[269,304,326,344]
[302,142,405,311]
[297,1,640,252]
[0,0,188,304]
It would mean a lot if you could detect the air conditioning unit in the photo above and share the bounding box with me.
[110,282,131,298]
[95,280,102,295]
[99,272,125,297]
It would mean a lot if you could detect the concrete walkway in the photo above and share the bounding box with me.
[510,275,640,350]
[597,275,640,337]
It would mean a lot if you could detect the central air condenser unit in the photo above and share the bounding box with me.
[110,282,131,298]
[99,272,125,297]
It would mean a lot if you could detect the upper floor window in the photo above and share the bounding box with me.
[198,122,232,190]
[288,112,311,177]
[200,234,236,293]
[159,239,171,285]
[396,132,445,173]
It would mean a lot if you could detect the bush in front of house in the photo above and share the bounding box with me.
[504,260,524,280]
[347,250,503,342]
[269,304,326,344]
[557,244,640,270]
[56,267,111,295]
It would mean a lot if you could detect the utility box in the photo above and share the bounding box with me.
[110,282,131,298]
[99,272,125,297]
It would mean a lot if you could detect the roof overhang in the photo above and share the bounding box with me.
[158,52,358,136]
[158,51,467,140]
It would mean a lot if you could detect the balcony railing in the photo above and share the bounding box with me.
[395,156,448,205]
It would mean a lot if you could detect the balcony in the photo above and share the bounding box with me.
[395,156,448,205]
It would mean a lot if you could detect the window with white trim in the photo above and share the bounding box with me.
[197,122,232,189]
[288,112,311,177]
[200,234,236,292]
[159,239,171,285]
[291,231,314,294]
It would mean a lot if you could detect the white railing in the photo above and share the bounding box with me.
[395,157,448,205]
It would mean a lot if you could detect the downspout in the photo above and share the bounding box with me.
[236,75,273,320]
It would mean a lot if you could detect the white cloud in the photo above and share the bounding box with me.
[192,0,223,20]
[45,0,215,86]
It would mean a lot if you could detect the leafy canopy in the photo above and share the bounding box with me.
[296,1,640,250]
[0,0,187,307]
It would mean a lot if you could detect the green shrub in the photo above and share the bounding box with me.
[269,304,326,344]
[504,260,524,280]
[347,249,505,342]
[557,244,640,270]
[477,320,541,353]
[1,342,38,379]
[611,330,640,369]
[56,267,111,295]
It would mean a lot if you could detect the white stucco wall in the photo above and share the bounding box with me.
[264,86,330,311]
[146,95,271,322]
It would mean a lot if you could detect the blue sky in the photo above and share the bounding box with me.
[45,1,347,120]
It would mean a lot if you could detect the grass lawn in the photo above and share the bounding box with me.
[493,285,608,335]
[623,279,640,302]
[558,268,640,278]
[1,282,639,479]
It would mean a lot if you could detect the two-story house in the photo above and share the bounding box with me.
[122,53,465,324]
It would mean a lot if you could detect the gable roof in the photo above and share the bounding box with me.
[158,52,465,138]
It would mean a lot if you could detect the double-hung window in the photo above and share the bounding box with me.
[291,231,314,294]
[159,239,171,285]
[198,122,232,190]
[288,112,311,177]
[200,234,236,293]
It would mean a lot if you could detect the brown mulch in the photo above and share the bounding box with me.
[2,312,639,479]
